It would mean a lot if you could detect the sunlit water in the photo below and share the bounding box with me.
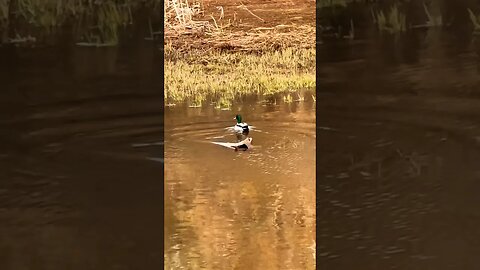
[0,43,164,269]
[318,26,480,269]
[164,95,316,269]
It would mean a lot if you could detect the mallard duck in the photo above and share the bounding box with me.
[233,114,249,133]
[212,137,253,151]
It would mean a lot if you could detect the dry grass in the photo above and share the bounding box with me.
[164,0,215,37]
[166,24,315,54]
[165,46,315,106]
[373,4,406,33]
[468,8,480,33]
[76,1,132,45]
[1,0,136,45]
[163,0,315,51]
[0,0,7,22]
[164,0,316,107]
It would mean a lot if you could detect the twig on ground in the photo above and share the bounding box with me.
[237,2,265,22]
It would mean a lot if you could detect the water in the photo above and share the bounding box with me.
[0,42,164,269]
[318,27,480,269]
[164,95,316,269]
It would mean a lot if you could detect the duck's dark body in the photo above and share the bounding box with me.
[233,143,249,151]
[235,123,249,132]
[234,115,249,133]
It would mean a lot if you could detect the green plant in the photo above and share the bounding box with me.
[214,96,233,110]
[468,8,480,32]
[0,0,8,24]
[318,0,348,8]
[423,2,442,27]
[375,4,406,33]
[78,1,132,45]
[283,94,293,103]
[16,0,83,30]
[165,47,315,105]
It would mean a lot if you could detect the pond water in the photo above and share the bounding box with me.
[0,42,164,269]
[164,94,316,269]
[318,25,480,269]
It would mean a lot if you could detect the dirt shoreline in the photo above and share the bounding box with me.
[164,0,316,105]
[165,0,316,53]
[197,0,315,30]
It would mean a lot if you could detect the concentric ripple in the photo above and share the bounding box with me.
[318,31,480,269]
[165,101,316,269]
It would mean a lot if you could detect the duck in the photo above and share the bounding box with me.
[233,137,252,151]
[233,114,249,133]
[212,137,253,151]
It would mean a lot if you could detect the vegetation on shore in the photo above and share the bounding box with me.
[318,0,347,8]
[373,4,406,33]
[0,0,161,45]
[468,8,480,34]
[320,0,480,36]
[164,0,316,107]
[165,46,315,107]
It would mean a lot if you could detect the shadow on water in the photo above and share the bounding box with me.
[0,37,163,268]
[318,4,480,269]
[164,93,316,269]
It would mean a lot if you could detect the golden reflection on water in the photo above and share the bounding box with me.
[165,103,315,269]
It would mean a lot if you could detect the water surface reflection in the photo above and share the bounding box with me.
[165,96,315,269]
[0,42,163,269]
[318,26,480,269]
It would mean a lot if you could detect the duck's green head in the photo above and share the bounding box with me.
[235,114,242,123]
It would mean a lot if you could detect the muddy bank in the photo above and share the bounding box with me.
[199,0,315,29]
[165,0,315,50]
[164,0,316,105]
